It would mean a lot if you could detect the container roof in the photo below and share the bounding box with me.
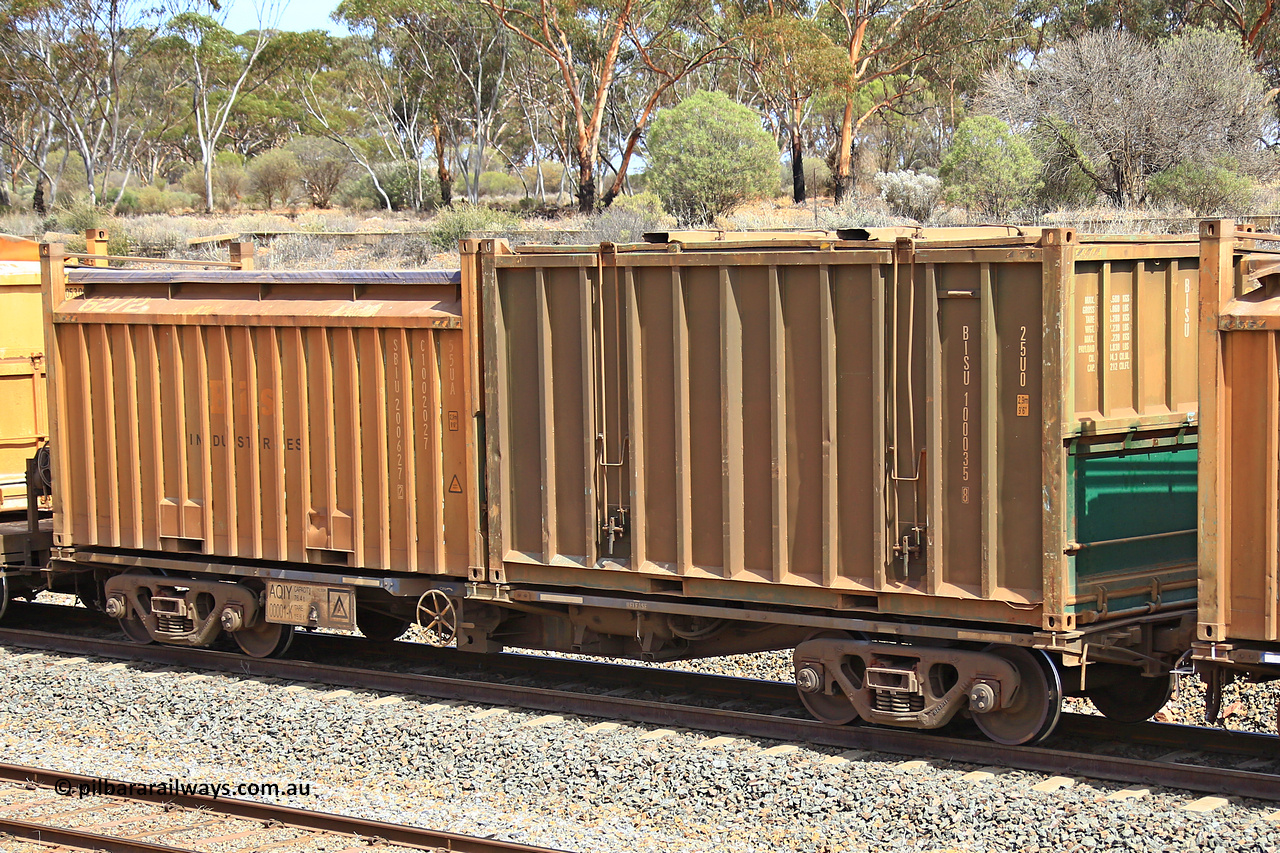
[66,269,462,285]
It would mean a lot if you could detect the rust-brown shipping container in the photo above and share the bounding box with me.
[1194,220,1280,711]
[468,231,1201,632]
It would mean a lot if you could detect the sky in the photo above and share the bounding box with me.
[221,0,350,36]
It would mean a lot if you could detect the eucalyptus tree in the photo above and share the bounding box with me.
[481,0,741,211]
[740,13,848,202]
[339,0,511,206]
[120,45,193,189]
[214,38,314,160]
[505,40,574,202]
[818,0,1026,200]
[480,0,638,212]
[294,68,377,206]
[165,4,282,213]
[441,5,510,204]
[0,58,55,204]
[598,0,736,206]
[0,0,172,206]
[293,34,420,211]
[334,0,480,208]
[1189,0,1279,116]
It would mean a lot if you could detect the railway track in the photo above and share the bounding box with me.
[0,762,560,853]
[2,602,1279,802]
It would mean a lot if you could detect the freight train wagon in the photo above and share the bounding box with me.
[36,227,1204,744]
[1194,219,1280,723]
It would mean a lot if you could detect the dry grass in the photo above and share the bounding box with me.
[719,189,1280,236]
[2,185,1277,272]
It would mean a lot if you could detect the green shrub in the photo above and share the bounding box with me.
[874,170,942,221]
[213,152,249,211]
[342,164,438,212]
[1147,159,1257,215]
[520,162,565,194]
[107,188,139,214]
[646,90,778,225]
[581,191,676,243]
[377,167,417,210]
[335,176,375,211]
[940,116,1042,218]
[1031,119,1099,209]
[248,148,300,210]
[111,185,198,215]
[514,195,551,213]
[478,171,522,197]
[285,136,350,209]
[177,156,247,211]
[107,227,130,256]
[55,215,129,256]
[610,191,670,221]
[180,166,206,197]
[55,204,105,235]
[428,203,520,252]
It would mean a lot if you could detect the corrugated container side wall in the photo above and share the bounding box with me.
[477,235,1201,630]
[42,255,475,578]
[1065,247,1199,431]
[1198,220,1280,644]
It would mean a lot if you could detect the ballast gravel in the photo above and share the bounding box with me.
[1,648,1280,853]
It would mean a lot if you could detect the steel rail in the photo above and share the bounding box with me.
[320,633,798,702]
[0,763,563,853]
[0,815,199,853]
[2,626,1280,801]
[354,635,1280,760]
[1,601,797,703]
[6,603,1264,761]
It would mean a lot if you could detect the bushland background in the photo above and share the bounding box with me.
[1,0,1277,268]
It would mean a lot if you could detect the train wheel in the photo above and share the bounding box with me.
[795,629,860,725]
[233,621,295,658]
[973,646,1062,745]
[0,573,9,622]
[119,614,154,645]
[798,682,860,725]
[1088,674,1173,724]
[356,606,411,642]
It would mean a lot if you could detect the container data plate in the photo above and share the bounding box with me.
[265,581,355,630]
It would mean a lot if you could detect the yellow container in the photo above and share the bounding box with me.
[44,264,477,577]
[0,244,46,511]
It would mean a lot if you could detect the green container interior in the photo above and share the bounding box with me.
[1068,442,1198,612]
